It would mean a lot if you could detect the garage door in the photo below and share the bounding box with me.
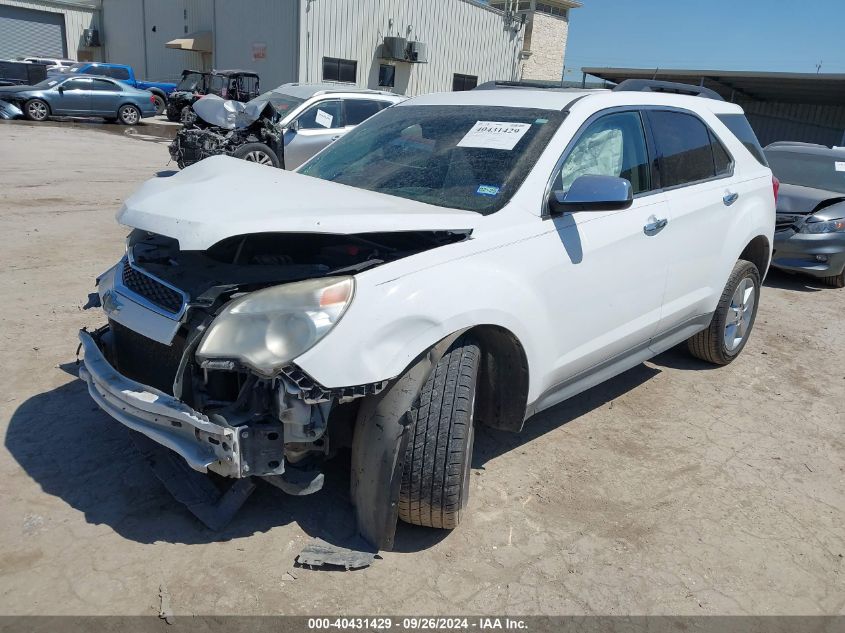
[0,5,67,60]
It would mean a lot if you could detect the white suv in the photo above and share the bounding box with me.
[79,81,776,550]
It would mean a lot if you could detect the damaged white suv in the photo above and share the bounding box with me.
[80,81,775,550]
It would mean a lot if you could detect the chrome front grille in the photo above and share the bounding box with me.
[120,259,184,314]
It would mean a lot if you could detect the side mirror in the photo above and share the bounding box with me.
[57,85,64,93]
[288,119,300,132]
[548,175,633,215]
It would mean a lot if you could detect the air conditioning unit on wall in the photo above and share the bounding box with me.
[406,41,428,64]
[382,36,407,61]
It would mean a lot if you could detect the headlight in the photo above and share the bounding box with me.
[800,218,845,234]
[196,276,354,376]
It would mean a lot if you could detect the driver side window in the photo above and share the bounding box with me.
[295,100,342,130]
[556,111,651,195]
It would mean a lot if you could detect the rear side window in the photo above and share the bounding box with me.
[717,114,767,166]
[344,99,384,126]
[649,111,731,188]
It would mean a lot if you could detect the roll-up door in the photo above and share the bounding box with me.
[0,5,67,60]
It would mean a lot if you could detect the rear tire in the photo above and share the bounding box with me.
[821,270,844,288]
[24,99,49,121]
[165,104,181,122]
[118,104,141,125]
[398,336,480,530]
[232,142,280,168]
[687,260,761,365]
[151,94,166,115]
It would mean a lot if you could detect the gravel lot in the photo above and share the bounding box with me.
[0,122,843,617]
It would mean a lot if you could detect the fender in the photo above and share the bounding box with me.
[350,331,464,550]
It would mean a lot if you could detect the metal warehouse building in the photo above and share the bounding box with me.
[584,67,845,148]
[0,0,580,95]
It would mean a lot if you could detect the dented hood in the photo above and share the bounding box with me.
[117,156,480,250]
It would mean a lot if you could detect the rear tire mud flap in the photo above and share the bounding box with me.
[129,430,256,531]
[350,332,463,550]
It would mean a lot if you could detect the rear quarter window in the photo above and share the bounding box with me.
[717,114,768,166]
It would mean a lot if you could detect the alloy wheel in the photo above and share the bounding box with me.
[120,106,139,125]
[244,151,275,166]
[724,276,755,352]
[28,101,47,120]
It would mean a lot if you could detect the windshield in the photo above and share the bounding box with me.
[299,105,565,214]
[266,91,305,115]
[31,78,62,89]
[766,150,845,195]
[177,72,205,91]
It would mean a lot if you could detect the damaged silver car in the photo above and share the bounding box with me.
[169,83,404,170]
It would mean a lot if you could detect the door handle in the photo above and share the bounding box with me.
[330,135,341,141]
[643,216,668,236]
[723,192,739,206]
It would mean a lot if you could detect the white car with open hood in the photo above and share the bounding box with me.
[79,80,776,550]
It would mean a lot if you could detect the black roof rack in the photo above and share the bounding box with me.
[612,79,724,101]
[474,80,567,91]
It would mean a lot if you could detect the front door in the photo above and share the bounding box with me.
[283,99,343,170]
[51,78,92,114]
[533,110,671,406]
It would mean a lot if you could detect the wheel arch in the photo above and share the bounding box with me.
[147,87,167,100]
[739,234,771,278]
[465,324,530,433]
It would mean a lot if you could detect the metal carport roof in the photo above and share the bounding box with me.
[581,67,845,105]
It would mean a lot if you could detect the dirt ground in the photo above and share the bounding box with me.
[0,122,843,617]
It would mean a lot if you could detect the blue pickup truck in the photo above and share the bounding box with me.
[65,63,176,114]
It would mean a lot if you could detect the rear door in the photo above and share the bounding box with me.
[88,77,121,115]
[283,99,344,169]
[645,109,737,333]
[343,98,387,131]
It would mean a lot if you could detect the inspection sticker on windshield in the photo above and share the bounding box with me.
[476,185,500,196]
[457,121,531,151]
[315,109,333,128]
[835,161,845,172]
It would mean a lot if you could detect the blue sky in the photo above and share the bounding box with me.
[563,0,845,81]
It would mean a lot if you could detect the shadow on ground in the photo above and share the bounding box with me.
[6,361,659,554]
[764,268,826,293]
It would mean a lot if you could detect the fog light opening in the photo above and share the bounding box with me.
[815,255,829,263]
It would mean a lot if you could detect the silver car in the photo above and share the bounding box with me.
[0,75,157,125]
[169,83,405,169]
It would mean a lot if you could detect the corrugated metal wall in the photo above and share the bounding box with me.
[0,0,102,60]
[300,0,524,95]
[736,99,845,147]
[102,0,211,82]
[213,0,298,89]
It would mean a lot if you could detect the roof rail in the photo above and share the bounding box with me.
[612,78,724,101]
[474,80,565,91]
[765,141,828,150]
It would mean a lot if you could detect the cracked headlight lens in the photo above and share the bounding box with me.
[196,276,354,375]
[800,218,845,234]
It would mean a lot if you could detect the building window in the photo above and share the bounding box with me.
[378,64,396,88]
[452,73,478,91]
[536,3,569,18]
[322,57,357,83]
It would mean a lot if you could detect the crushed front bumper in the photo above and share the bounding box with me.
[78,329,243,477]
[772,229,845,278]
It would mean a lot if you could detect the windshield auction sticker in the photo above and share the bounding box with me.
[457,121,531,151]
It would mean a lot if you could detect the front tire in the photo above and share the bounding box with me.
[118,104,141,125]
[232,142,280,168]
[165,104,181,122]
[687,260,761,365]
[24,99,49,121]
[398,336,480,530]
